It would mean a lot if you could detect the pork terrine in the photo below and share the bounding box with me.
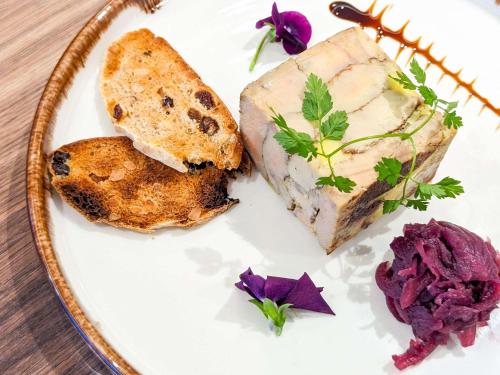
[240,27,456,253]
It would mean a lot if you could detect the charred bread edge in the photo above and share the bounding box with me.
[46,137,241,232]
[26,1,164,374]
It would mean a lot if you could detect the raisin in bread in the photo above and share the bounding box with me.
[48,137,238,232]
[100,28,243,173]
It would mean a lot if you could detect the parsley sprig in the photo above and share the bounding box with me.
[271,59,464,214]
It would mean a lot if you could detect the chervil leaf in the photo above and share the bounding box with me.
[374,157,402,186]
[316,175,356,193]
[443,111,463,129]
[333,175,356,193]
[418,85,438,105]
[271,110,318,159]
[410,59,426,84]
[390,72,417,90]
[320,110,348,140]
[415,182,439,200]
[316,176,335,187]
[302,73,333,121]
[273,131,316,158]
[405,199,429,211]
[446,101,458,112]
[435,177,464,198]
[415,177,464,200]
[383,200,401,214]
[271,110,288,129]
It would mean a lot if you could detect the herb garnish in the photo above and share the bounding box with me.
[235,268,334,336]
[271,59,464,213]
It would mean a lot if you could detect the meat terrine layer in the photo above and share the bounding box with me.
[240,27,456,253]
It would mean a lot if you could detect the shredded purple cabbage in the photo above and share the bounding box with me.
[376,219,500,370]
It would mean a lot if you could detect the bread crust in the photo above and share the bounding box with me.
[48,137,238,232]
[100,28,243,172]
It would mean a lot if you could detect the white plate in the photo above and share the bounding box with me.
[39,0,500,374]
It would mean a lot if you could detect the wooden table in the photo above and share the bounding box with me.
[0,1,112,373]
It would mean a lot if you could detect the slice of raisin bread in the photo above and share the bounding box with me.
[100,28,242,173]
[47,137,238,232]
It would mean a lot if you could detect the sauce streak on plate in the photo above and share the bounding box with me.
[329,1,500,117]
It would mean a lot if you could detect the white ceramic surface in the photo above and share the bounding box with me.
[45,0,500,374]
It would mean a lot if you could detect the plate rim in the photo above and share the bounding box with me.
[25,0,163,374]
[24,1,500,374]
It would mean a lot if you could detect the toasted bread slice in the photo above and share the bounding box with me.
[47,137,238,232]
[100,28,243,173]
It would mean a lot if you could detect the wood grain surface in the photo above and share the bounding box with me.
[0,1,112,373]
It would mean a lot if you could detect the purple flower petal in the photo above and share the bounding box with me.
[271,3,284,41]
[235,280,245,291]
[279,11,312,54]
[235,279,261,300]
[264,276,297,302]
[255,3,283,38]
[284,273,335,315]
[255,16,273,29]
[281,30,307,55]
[237,267,266,300]
[254,3,311,54]
[271,2,280,24]
[281,11,312,42]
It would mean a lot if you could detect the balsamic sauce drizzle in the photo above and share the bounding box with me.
[329,1,499,117]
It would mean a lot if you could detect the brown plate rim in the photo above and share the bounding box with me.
[25,0,162,374]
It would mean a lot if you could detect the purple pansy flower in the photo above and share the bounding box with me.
[235,268,334,335]
[249,2,312,71]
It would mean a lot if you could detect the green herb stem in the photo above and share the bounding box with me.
[408,105,437,137]
[318,126,336,179]
[249,28,274,72]
[322,106,436,194]
[401,137,417,200]
[325,132,407,158]
[323,105,436,160]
